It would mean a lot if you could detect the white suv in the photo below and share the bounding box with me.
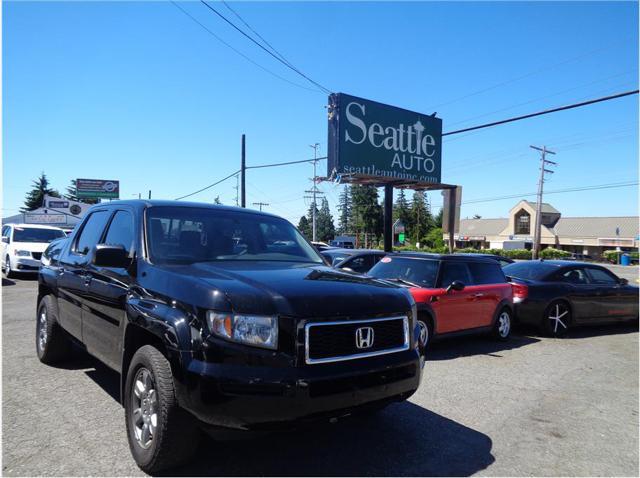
[2,224,66,277]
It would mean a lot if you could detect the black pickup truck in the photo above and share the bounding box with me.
[37,200,423,472]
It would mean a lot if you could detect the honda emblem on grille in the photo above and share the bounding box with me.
[355,326,375,349]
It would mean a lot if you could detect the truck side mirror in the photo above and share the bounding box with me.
[1,236,8,244]
[93,244,131,268]
[446,280,466,293]
[619,278,629,286]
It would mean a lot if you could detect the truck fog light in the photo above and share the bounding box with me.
[207,311,278,350]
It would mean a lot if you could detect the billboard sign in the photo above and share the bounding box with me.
[328,93,442,185]
[76,179,120,199]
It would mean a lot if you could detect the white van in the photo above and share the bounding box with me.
[1,224,66,277]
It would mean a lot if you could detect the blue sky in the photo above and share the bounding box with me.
[3,1,638,224]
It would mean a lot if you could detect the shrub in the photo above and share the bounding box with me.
[501,249,533,259]
[539,247,572,259]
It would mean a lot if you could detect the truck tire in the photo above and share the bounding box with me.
[125,345,199,473]
[36,295,71,364]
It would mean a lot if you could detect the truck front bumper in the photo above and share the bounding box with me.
[178,349,422,430]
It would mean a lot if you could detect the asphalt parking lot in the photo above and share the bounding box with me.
[2,271,638,477]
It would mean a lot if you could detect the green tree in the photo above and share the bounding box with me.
[393,189,412,240]
[297,215,311,239]
[22,172,60,212]
[336,185,352,235]
[351,185,382,246]
[434,208,443,228]
[316,197,336,243]
[410,191,433,244]
[305,202,320,240]
[64,180,99,204]
[424,227,445,249]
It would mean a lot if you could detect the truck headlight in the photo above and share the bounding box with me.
[14,250,31,257]
[207,311,278,350]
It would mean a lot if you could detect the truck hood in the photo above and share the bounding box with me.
[143,261,412,319]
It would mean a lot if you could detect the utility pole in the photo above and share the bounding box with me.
[530,145,557,259]
[304,143,324,242]
[252,202,269,212]
[240,134,246,208]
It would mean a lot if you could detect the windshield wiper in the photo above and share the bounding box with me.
[385,277,421,288]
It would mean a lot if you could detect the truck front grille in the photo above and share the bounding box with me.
[305,316,409,365]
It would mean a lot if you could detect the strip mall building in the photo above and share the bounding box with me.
[446,200,639,257]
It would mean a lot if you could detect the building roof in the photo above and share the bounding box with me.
[457,215,639,239]
[523,201,560,214]
[458,218,508,236]
[551,216,638,239]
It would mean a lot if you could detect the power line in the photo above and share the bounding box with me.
[170,1,319,93]
[443,89,639,137]
[461,181,638,205]
[425,40,627,111]
[220,0,293,67]
[175,170,240,200]
[446,70,636,128]
[200,0,332,95]
[246,156,327,170]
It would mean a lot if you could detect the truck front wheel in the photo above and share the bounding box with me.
[124,345,199,473]
[36,295,71,364]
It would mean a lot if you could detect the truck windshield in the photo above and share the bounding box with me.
[368,257,440,288]
[12,227,65,243]
[146,206,324,265]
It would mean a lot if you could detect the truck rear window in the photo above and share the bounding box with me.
[146,206,324,265]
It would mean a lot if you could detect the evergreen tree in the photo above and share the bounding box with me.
[410,191,434,244]
[434,208,443,228]
[297,216,311,239]
[393,189,412,236]
[305,202,320,240]
[351,185,383,246]
[336,185,352,235]
[316,197,336,243]
[22,172,60,212]
[214,196,222,205]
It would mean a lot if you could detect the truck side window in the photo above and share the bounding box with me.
[104,211,134,255]
[75,210,111,255]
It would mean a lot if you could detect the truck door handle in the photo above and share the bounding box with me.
[473,293,484,298]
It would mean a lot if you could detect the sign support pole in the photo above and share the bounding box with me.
[447,187,456,254]
[241,134,246,208]
[384,184,393,253]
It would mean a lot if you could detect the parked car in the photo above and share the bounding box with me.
[322,248,388,273]
[454,253,514,267]
[503,260,639,337]
[310,241,331,251]
[329,239,355,249]
[368,253,514,350]
[2,223,66,277]
[565,253,594,261]
[36,201,422,473]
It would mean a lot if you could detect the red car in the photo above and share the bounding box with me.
[368,253,514,350]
